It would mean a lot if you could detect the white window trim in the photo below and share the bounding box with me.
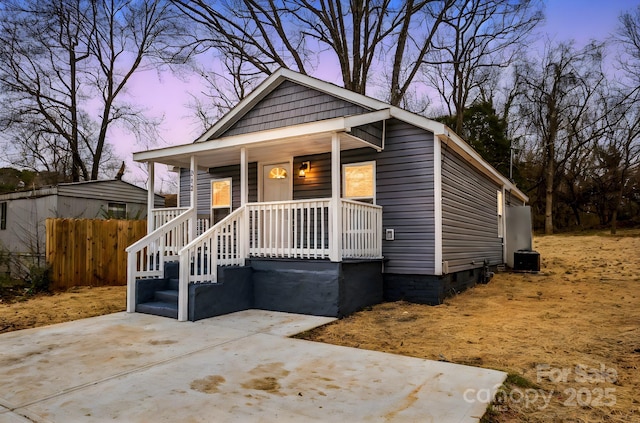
[211,178,233,209]
[342,160,376,204]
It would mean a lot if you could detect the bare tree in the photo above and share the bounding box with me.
[597,6,640,234]
[592,104,640,234]
[172,0,455,108]
[616,5,640,89]
[517,41,606,234]
[0,0,180,181]
[423,0,542,134]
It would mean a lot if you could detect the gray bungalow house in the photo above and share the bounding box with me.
[127,68,532,322]
[0,179,164,274]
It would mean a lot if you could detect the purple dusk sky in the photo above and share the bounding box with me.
[117,0,638,189]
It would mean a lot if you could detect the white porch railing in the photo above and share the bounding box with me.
[151,207,189,230]
[177,206,245,321]
[247,199,331,259]
[125,207,196,313]
[341,199,383,259]
[151,207,210,234]
[129,199,383,321]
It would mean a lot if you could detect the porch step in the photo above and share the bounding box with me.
[155,289,178,304]
[136,301,178,319]
[136,257,180,319]
[168,278,179,290]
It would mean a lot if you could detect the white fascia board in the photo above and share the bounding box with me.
[278,68,391,111]
[134,110,391,164]
[195,71,287,143]
[134,118,347,163]
[197,68,393,143]
[344,108,391,128]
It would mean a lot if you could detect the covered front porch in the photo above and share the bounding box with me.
[126,114,388,321]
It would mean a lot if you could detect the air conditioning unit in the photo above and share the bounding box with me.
[514,250,540,272]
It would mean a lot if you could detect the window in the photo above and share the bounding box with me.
[343,161,376,203]
[211,179,232,209]
[108,202,126,219]
[497,190,504,238]
[268,167,288,179]
[211,179,232,225]
[0,202,6,230]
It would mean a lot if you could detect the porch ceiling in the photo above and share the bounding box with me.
[133,110,389,169]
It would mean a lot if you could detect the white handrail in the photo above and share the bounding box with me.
[126,207,195,313]
[177,206,245,321]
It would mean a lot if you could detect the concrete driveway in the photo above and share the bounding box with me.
[0,310,505,422]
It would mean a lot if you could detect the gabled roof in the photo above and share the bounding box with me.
[136,68,527,202]
[0,179,163,202]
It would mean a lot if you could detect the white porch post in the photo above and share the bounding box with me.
[240,147,248,206]
[189,155,198,241]
[147,161,155,233]
[330,133,342,262]
[240,147,249,264]
[178,155,198,322]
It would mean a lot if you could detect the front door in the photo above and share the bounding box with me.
[262,162,292,202]
[260,162,292,251]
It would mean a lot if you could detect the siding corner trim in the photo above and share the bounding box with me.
[434,135,443,275]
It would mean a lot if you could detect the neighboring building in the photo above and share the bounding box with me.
[0,179,164,273]
[127,68,532,322]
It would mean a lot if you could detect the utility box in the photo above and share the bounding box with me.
[513,250,540,272]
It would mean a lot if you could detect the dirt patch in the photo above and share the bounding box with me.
[241,362,290,395]
[301,229,640,422]
[190,375,226,394]
[0,285,125,333]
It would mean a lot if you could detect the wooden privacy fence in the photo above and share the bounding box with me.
[46,218,147,290]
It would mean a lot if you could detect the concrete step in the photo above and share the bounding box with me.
[136,301,178,319]
[155,290,178,304]
[168,278,180,290]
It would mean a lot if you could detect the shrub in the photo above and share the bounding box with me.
[26,264,51,293]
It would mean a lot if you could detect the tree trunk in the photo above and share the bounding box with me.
[545,163,554,235]
[610,208,618,235]
[610,188,624,235]
[545,143,555,235]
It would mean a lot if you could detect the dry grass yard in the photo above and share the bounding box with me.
[1,230,638,422]
[301,230,640,422]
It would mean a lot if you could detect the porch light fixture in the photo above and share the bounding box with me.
[298,161,310,178]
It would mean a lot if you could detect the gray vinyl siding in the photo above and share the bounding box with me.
[441,147,503,272]
[375,121,435,275]
[293,120,435,275]
[350,123,383,148]
[179,164,258,215]
[220,80,370,137]
[0,195,55,255]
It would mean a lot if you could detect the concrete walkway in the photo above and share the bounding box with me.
[0,310,505,422]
